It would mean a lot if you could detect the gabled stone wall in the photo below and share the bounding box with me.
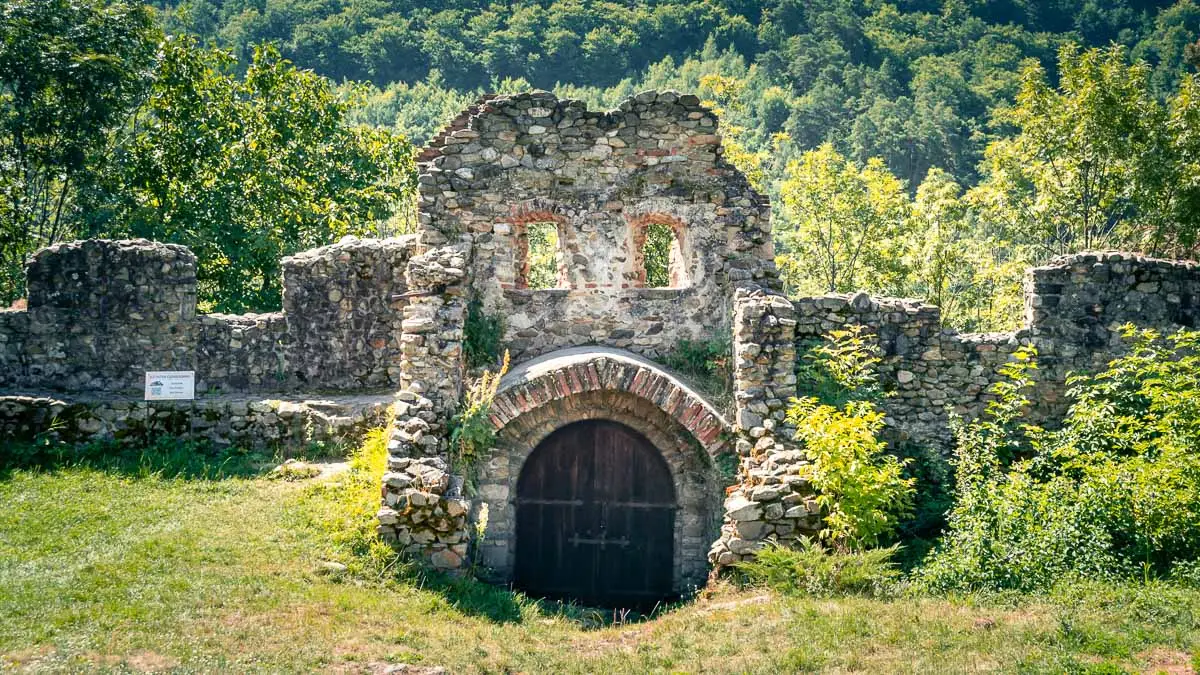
[415,90,775,363]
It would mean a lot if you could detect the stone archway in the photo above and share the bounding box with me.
[487,347,729,455]
[472,347,731,594]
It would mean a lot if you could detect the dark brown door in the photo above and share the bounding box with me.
[514,419,677,608]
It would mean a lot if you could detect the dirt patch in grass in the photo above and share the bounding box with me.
[1138,647,1196,674]
[2,646,55,670]
[125,650,181,672]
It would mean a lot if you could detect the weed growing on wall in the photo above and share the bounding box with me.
[463,298,504,369]
[664,334,732,406]
[450,351,510,489]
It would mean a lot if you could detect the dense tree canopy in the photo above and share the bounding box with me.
[0,0,159,303]
[85,38,415,312]
[0,4,414,310]
[156,0,1200,191]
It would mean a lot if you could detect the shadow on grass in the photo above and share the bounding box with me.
[402,565,692,629]
[0,437,276,481]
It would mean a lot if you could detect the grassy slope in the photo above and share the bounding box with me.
[1,462,1199,673]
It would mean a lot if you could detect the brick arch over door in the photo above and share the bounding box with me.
[487,347,730,456]
[473,347,731,593]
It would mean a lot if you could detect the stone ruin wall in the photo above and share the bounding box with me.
[709,251,1200,567]
[4,89,1200,583]
[0,237,415,396]
[789,251,1200,452]
[0,236,417,447]
[413,90,776,363]
[374,90,779,572]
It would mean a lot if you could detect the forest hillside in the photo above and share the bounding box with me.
[5,0,1200,324]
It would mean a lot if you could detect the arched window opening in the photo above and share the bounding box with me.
[635,217,688,289]
[525,221,564,289]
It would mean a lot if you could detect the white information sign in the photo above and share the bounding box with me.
[145,371,196,401]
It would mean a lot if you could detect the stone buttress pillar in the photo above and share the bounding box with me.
[709,287,821,567]
[377,242,474,572]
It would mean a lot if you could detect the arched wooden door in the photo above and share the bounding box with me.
[514,419,677,608]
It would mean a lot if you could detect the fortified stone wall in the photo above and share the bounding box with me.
[1,239,198,394]
[709,251,1200,567]
[790,251,1200,450]
[415,90,776,363]
[0,236,416,397]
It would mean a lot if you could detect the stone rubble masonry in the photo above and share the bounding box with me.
[790,251,1200,451]
[415,89,777,364]
[373,88,785,573]
[709,287,819,567]
[375,240,473,572]
[0,236,416,396]
[0,393,390,449]
[13,238,198,394]
[0,236,414,449]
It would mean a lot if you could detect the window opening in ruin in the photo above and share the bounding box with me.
[640,221,686,288]
[643,222,672,288]
[526,221,564,289]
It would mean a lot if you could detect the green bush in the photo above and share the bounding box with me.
[918,328,1200,592]
[736,538,902,597]
[664,334,732,404]
[787,326,915,550]
[789,398,915,550]
[449,352,510,491]
[796,324,884,406]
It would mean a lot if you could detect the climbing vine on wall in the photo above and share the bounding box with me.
[664,334,732,408]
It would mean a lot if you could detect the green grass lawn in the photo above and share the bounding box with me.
[2,444,1200,674]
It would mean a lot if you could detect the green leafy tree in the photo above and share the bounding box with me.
[906,169,969,311]
[973,45,1172,256]
[0,0,159,303]
[88,38,416,312]
[776,143,912,296]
